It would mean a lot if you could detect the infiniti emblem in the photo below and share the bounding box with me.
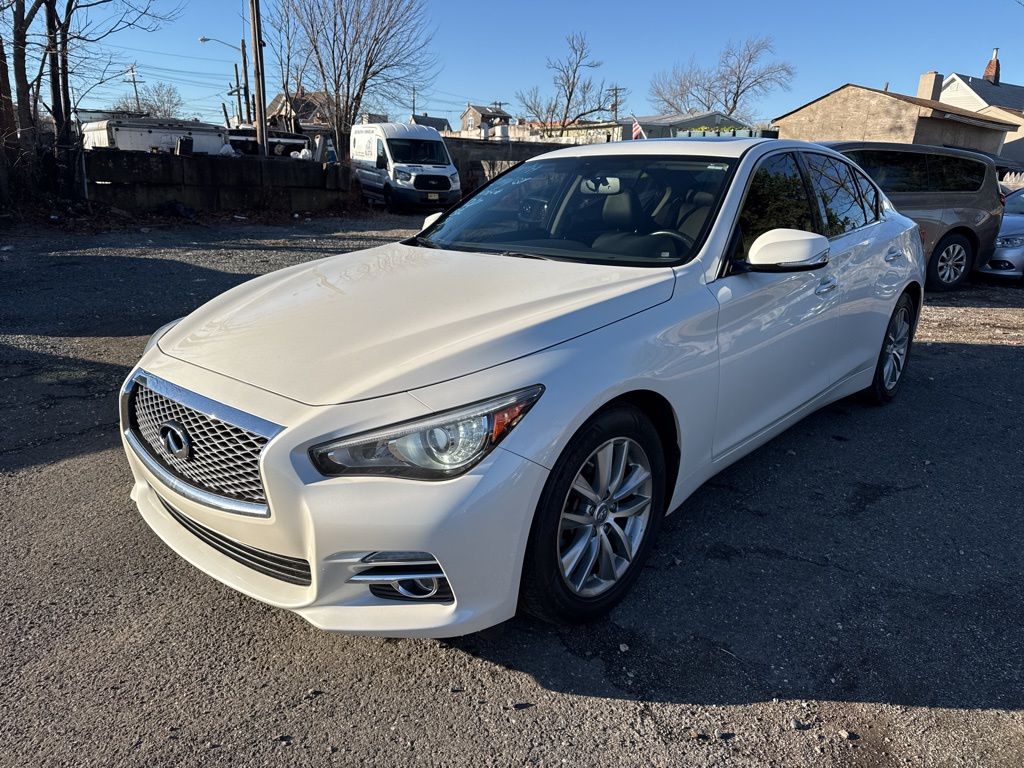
[160,420,192,460]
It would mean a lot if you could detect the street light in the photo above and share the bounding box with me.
[198,36,239,52]
[200,35,252,125]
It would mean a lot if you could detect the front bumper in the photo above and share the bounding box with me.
[391,184,461,209]
[979,244,1024,278]
[120,362,549,637]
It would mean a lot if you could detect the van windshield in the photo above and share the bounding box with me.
[417,155,734,266]
[387,139,449,165]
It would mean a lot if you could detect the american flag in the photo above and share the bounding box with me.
[631,117,645,140]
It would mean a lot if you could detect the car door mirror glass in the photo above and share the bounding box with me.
[746,229,830,272]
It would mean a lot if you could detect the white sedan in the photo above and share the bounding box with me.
[120,139,924,637]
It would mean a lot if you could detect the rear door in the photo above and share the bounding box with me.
[712,151,840,457]
[802,152,908,381]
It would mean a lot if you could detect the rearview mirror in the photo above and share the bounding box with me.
[580,176,621,195]
[746,229,830,272]
[421,211,442,232]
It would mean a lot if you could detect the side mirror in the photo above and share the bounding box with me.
[421,211,442,232]
[376,154,388,170]
[746,229,830,272]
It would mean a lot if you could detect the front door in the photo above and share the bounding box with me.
[712,151,840,457]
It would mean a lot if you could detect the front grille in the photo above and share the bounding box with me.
[129,381,269,505]
[160,498,311,586]
[413,174,451,191]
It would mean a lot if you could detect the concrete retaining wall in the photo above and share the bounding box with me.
[84,150,350,213]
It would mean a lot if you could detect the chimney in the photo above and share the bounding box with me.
[984,48,1000,85]
[917,71,943,101]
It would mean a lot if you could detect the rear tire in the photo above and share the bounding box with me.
[927,233,973,290]
[519,405,667,625]
[864,292,916,404]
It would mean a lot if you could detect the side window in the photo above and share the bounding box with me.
[852,168,880,222]
[803,153,869,237]
[734,152,816,259]
[931,156,986,192]
[845,150,929,194]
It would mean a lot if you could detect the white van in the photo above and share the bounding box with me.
[350,123,461,210]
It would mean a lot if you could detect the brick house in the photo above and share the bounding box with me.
[460,104,512,132]
[774,83,1014,155]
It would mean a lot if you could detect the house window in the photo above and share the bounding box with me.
[468,117,475,130]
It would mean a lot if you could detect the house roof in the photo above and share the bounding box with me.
[462,104,512,119]
[614,111,751,128]
[410,113,452,131]
[774,83,1016,130]
[267,91,332,119]
[949,73,1024,112]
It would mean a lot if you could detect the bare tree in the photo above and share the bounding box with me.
[292,0,436,155]
[516,32,612,137]
[266,0,309,131]
[111,80,183,118]
[649,36,794,123]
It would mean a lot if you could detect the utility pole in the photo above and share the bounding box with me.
[608,85,626,122]
[248,0,268,155]
[240,39,253,124]
[411,86,416,116]
[232,65,243,123]
[125,65,143,112]
[491,100,507,112]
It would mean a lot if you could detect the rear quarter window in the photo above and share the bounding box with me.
[931,156,986,192]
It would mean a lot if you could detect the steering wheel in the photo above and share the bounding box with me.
[648,230,694,249]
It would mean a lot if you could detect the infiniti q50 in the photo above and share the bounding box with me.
[120,138,924,637]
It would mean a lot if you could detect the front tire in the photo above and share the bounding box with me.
[927,233,973,290]
[864,292,916,404]
[519,405,666,625]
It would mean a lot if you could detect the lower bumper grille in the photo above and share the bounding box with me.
[159,497,312,586]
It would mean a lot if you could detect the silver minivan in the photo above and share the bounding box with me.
[829,142,1002,290]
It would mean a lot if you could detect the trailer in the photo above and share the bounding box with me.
[82,118,229,154]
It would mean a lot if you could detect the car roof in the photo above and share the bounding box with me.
[527,137,793,161]
[824,140,996,165]
[351,122,442,140]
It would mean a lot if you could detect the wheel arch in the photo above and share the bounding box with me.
[935,226,979,264]
[597,389,682,505]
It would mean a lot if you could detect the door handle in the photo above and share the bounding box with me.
[815,276,838,296]
[885,249,905,262]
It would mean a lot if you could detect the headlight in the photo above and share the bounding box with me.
[996,235,1024,248]
[449,172,460,187]
[309,385,544,479]
[395,169,412,182]
[143,318,182,354]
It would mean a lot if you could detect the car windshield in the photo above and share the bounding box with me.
[418,155,734,265]
[1006,190,1024,215]
[388,139,449,165]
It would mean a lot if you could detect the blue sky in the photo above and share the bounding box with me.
[83,0,1024,124]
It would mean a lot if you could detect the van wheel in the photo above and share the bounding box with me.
[927,234,972,290]
[383,187,399,213]
[519,405,666,625]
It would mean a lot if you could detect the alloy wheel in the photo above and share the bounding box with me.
[882,306,912,390]
[936,243,968,284]
[557,437,653,598]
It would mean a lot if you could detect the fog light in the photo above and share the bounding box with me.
[987,260,1015,271]
[362,551,434,563]
[395,577,440,599]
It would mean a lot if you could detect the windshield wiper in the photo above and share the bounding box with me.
[494,250,553,261]
[409,235,441,249]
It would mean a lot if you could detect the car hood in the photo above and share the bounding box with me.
[999,213,1024,236]
[158,243,674,405]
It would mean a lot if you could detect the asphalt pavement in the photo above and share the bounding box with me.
[1,215,1022,767]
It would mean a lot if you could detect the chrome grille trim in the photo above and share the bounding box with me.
[120,370,282,518]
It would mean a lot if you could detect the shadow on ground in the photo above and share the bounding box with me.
[446,340,1023,710]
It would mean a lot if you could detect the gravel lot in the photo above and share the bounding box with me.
[2,214,1022,767]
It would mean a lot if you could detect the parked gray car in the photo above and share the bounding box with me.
[980,187,1024,279]
[829,142,1002,290]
